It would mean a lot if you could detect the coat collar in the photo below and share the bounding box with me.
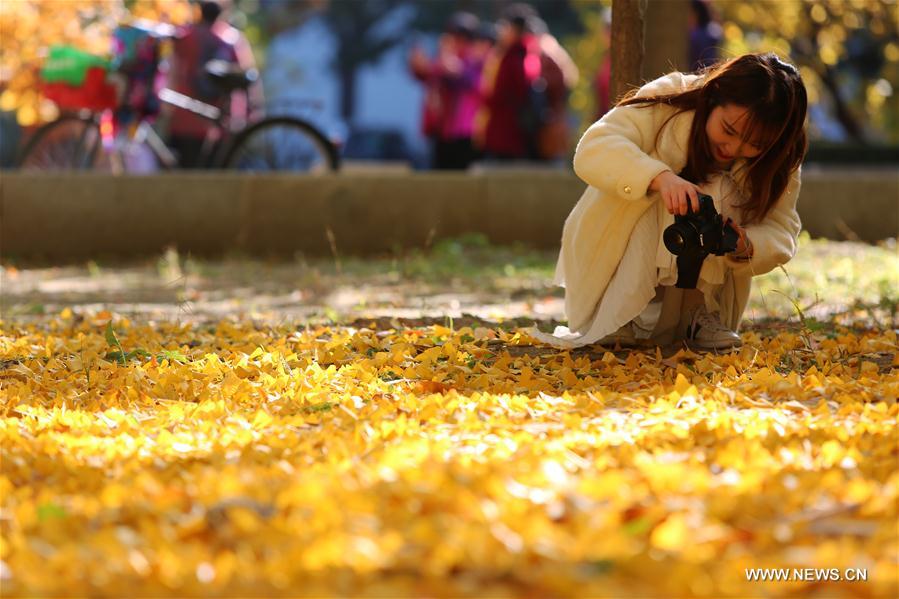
[656,109,694,174]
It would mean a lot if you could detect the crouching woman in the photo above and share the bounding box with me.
[535,53,808,350]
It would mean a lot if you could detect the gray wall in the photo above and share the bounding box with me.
[1,168,896,261]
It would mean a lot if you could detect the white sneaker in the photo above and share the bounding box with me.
[685,305,742,350]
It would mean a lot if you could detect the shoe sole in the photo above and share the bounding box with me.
[685,339,743,352]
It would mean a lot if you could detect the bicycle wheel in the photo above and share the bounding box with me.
[218,117,339,172]
[17,114,103,170]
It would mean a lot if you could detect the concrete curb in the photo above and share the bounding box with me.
[1,168,896,261]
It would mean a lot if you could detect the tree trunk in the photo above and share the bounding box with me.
[339,65,356,124]
[643,0,689,80]
[816,65,865,142]
[610,0,646,103]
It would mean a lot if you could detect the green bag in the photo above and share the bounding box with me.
[40,45,110,87]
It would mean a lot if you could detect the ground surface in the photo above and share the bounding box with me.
[3,234,896,330]
[1,235,897,597]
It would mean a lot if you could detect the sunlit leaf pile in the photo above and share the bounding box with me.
[1,309,897,597]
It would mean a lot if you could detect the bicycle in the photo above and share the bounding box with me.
[18,59,340,173]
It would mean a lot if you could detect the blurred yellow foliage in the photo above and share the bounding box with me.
[566,0,899,143]
[565,2,610,139]
[0,0,190,126]
[1,314,897,596]
[716,0,899,143]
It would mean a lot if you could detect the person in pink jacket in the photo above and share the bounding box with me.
[409,13,483,170]
[534,53,808,351]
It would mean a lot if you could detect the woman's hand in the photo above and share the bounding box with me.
[730,222,752,257]
[723,218,753,258]
[649,170,702,215]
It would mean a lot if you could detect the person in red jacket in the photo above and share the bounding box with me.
[479,4,571,161]
[478,4,539,160]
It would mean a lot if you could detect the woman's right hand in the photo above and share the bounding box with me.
[649,170,702,215]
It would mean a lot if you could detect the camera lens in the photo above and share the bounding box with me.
[663,226,688,255]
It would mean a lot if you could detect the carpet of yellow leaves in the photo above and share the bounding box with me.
[1,311,897,597]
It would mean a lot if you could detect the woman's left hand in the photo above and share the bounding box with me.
[728,221,752,257]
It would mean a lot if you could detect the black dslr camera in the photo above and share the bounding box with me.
[663,193,739,289]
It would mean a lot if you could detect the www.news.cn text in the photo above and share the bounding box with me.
[746,568,868,582]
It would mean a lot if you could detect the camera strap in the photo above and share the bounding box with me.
[675,250,707,289]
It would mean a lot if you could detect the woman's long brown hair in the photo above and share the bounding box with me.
[617,53,808,223]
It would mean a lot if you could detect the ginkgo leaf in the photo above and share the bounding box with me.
[0,315,895,598]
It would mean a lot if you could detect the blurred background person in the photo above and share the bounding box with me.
[164,0,261,168]
[477,4,573,163]
[479,3,570,162]
[473,22,497,62]
[408,12,482,170]
[477,4,537,161]
[532,13,577,162]
[689,0,723,71]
